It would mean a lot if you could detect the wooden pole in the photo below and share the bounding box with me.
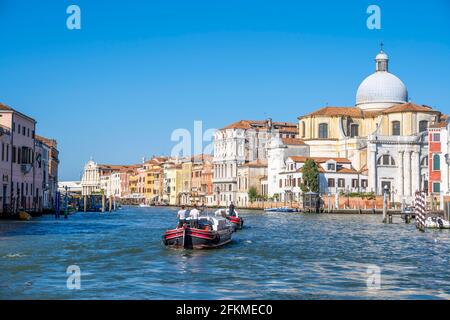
[84,195,87,213]
[101,191,105,213]
[109,196,112,212]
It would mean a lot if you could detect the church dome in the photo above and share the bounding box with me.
[356,50,408,111]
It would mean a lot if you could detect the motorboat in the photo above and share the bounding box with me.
[139,203,151,208]
[215,209,244,230]
[163,216,234,249]
[424,216,450,229]
[264,207,297,213]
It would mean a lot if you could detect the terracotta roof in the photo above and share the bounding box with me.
[36,135,58,148]
[288,156,352,164]
[240,160,268,168]
[98,164,136,172]
[382,103,438,114]
[336,167,358,174]
[221,119,297,131]
[281,138,305,145]
[299,107,365,119]
[298,103,439,120]
[429,122,448,129]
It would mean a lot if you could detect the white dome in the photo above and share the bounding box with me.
[356,50,408,110]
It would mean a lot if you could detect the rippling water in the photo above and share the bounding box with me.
[0,207,449,300]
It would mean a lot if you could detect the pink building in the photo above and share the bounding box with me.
[0,103,56,215]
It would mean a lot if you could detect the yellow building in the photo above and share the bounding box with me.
[164,163,182,206]
[179,160,193,205]
[297,49,445,203]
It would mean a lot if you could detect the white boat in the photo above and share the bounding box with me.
[139,203,151,208]
[424,217,450,229]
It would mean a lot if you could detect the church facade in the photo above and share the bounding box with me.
[297,50,446,204]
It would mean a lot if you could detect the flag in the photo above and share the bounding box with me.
[414,191,427,231]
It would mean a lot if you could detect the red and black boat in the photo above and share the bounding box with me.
[215,209,244,230]
[163,216,233,249]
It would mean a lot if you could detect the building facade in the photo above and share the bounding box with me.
[297,50,443,204]
[213,119,298,206]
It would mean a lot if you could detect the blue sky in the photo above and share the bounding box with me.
[0,0,449,180]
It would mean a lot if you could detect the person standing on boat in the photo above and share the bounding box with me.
[189,204,200,229]
[177,206,187,228]
[229,202,236,217]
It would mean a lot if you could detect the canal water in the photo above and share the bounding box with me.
[0,207,449,300]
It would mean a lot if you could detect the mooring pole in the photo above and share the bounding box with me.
[382,185,388,223]
[83,195,87,213]
[101,190,105,213]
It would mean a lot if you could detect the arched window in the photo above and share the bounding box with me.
[392,121,401,136]
[421,156,428,167]
[433,154,440,171]
[419,120,428,133]
[318,123,328,139]
[377,155,396,166]
[301,121,306,138]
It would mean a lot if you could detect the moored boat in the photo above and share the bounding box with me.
[424,216,450,229]
[163,216,234,249]
[264,207,297,213]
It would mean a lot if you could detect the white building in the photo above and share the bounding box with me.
[267,136,310,197]
[81,160,102,196]
[213,119,298,206]
[273,156,368,202]
[297,49,445,204]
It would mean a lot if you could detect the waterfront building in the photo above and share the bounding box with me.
[273,156,368,203]
[297,49,445,204]
[0,103,59,214]
[127,168,140,197]
[236,160,267,207]
[213,119,298,206]
[0,124,12,213]
[163,162,182,206]
[142,157,166,204]
[267,136,310,198]
[36,135,59,210]
[428,120,450,205]
[191,154,213,206]
[179,159,193,205]
[1,104,38,212]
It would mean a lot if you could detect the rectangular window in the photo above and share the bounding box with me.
[352,179,359,188]
[6,145,9,162]
[392,121,401,136]
[327,163,335,171]
[328,178,335,188]
[433,134,441,142]
[433,182,441,193]
[279,179,282,188]
[361,180,368,188]
[1,143,4,162]
[12,146,16,163]
[338,178,345,188]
